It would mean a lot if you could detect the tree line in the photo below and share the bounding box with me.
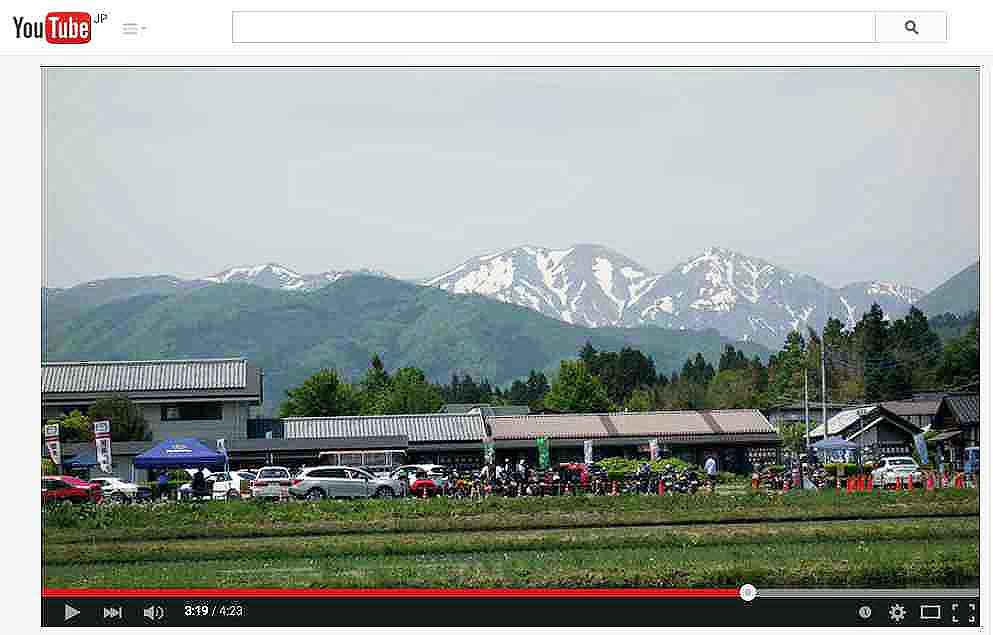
[279,303,977,418]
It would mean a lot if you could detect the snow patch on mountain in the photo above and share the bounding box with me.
[203,263,389,292]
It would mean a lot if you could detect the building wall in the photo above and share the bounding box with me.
[44,401,251,443]
[145,402,249,442]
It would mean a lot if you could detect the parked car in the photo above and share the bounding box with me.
[179,471,254,500]
[251,466,293,500]
[871,456,923,488]
[42,476,102,505]
[89,476,139,502]
[289,466,405,500]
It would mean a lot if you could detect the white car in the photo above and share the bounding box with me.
[89,476,139,502]
[251,466,293,500]
[179,470,255,500]
[289,466,405,500]
[871,456,923,488]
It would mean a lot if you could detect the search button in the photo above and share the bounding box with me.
[876,12,946,42]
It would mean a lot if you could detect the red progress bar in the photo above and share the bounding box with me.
[44,588,739,598]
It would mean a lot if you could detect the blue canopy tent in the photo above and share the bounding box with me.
[134,438,226,470]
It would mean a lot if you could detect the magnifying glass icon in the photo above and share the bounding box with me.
[904,19,919,35]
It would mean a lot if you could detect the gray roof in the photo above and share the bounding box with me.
[42,358,262,403]
[881,399,943,418]
[283,413,486,443]
[943,394,980,426]
[811,404,920,439]
[442,403,531,416]
[489,410,776,441]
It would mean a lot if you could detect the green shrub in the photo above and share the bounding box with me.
[595,457,698,480]
[823,463,862,477]
[167,469,192,483]
[42,458,58,476]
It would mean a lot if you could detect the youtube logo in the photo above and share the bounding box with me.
[12,12,93,44]
[45,12,91,44]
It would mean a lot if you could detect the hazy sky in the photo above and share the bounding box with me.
[44,67,979,291]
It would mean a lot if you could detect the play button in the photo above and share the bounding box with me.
[64,604,80,621]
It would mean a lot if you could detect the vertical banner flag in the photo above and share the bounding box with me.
[649,438,660,461]
[537,436,550,470]
[217,438,229,471]
[44,423,61,467]
[583,439,593,465]
[914,433,929,466]
[93,420,112,474]
[483,440,495,465]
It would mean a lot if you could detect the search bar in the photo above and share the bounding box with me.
[231,11,947,44]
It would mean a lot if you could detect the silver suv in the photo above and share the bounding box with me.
[289,466,404,500]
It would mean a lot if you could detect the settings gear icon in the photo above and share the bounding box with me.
[889,604,908,622]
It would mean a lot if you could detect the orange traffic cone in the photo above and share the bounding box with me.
[926,473,935,491]
[895,476,902,491]
[658,479,665,496]
[907,476,914,491]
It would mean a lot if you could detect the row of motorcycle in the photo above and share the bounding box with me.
[438,463,707,498]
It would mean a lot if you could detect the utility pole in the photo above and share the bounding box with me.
[804,366,810,454]
[821,341,828,437]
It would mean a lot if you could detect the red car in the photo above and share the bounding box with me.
[42,475,103,504]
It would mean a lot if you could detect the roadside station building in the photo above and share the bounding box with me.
[487,410,781,472]
[42,358,263,442]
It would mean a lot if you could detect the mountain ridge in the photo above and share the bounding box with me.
[44,245,976,350]
[425,245,929,348]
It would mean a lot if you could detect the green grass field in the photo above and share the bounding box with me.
[42,490,979,588]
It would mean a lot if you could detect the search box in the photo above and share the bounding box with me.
[232,11,884,44]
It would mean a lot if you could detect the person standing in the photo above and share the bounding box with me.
[192,467,208,500]
[157,471,170,500]
[704,454,718,493]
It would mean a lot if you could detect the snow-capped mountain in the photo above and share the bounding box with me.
[202,263,389,291]
[425,244,657,327]
[425,245,925,348]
